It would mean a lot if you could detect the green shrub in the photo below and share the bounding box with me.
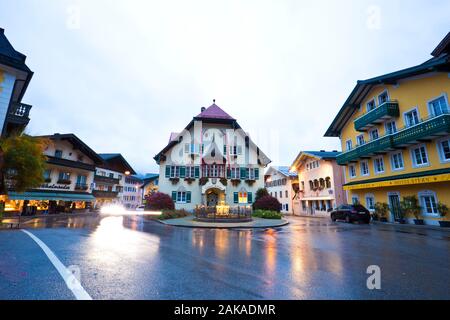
[252,210,282,220]
[158,209,189,220]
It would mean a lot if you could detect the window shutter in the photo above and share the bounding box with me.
[165,166,171,178]
[186,191,191,203]
[248,192,253,204]
[180,166,186,178]
[237,146,242,155]
[227,167,231,179]
[254,168,259,180]
[171,191,177,202]
[223,145,227,155]
[240,167,247,179]
[233,192,239,204]
[185,144,189,153]
[194,166,200,178]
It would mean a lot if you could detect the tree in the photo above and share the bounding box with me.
[253,195,282,213]
[145,192,175,211]
[0,134,48,193]
[255,188,269,202]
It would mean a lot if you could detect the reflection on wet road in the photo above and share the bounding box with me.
[0,214,449,300]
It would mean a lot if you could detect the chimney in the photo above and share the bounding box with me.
[201,107,206,112]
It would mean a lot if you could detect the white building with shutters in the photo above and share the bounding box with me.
[154,102,271,211]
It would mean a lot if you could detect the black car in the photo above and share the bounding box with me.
[330,204,371,224]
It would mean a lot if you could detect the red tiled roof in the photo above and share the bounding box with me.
[196,104,235,120]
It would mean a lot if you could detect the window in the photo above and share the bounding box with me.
[349,165,356,178]
[367,99,376,112]
[365,195,375,211]
[185,143,200,155]
[404,109,419,127]
[230,145,242,156]
[309,180,314,190]
[385,121,397,134]
[352,196,359,205]
[285,204,289,212]
[428,95,448,116]
[411,145,429,167]
[177,191,186,203]
[58,172,70,181]
[238,192,248,204]
[378,91,389,105]
[54,149,63,158]
[170,166,180,178]
[419,191,438,216]
[374,157,384,174]
[356,134,365,146]
[109,173,114,178]
[438,138,450,162]
[43,170,51,181]
[360,160,369,176]
[390,152,404,171]
[76,175,87,184]
[185,166,196,178]
[285,190,288,198]
[325,177,331,189]
[369,129,379,141]
[230,167,240,179]
[346,140,353,151]
[279,191,282,198]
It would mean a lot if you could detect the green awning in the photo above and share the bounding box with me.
[7,192,95,202]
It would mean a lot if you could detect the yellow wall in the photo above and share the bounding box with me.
[348,182,450,222]
[341,72,450,183]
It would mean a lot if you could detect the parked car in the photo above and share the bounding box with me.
[135,205,145,211]
[330,204,371,224]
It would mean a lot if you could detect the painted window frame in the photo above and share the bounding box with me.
[348,164,357,179]
[365,194,375,211]
[377,89,390,106]
[427,93,449,117]
[345,139,353,151]
[403,107,420,128]
[356,134,365,146]
[410,144,430,168]
[366,98,376,112]
[351,195,359,205]
[390,151,405,171]
[369,128,379,141]
[418,190,439,217]
[373,156,385,174]
[385,120,397,135]
[176,191,187,203]
[360,160,370,176]
[436,136,450,163]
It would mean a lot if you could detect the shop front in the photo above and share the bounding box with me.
[2,191,95,216]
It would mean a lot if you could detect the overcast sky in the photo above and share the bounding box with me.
[1,0,449,174]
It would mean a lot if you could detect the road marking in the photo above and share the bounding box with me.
[21,229,92,300]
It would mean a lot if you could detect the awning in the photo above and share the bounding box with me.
[7,192,95,202]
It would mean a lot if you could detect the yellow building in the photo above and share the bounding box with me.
[325,32,450,227]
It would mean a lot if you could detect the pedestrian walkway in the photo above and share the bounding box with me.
[158,215,289,229]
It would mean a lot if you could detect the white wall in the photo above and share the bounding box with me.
[265,169,296,214]
[0,71,15,134]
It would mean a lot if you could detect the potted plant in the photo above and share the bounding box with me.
[374,202,389,222]
[231,179,240,187]
[245,179,255,186]
[169,177,180,185]
[400,196,423,225]
[199,177,209,186]
[437,202,450,228]
[219,178,227,186]
[184,177,195,184]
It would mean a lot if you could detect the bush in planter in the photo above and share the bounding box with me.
[158,209,189,220]
[374,202,389,222]
[437,202,450,228]
[253,196,281,213]
[400,196,422,224]
[145,192,175,211]
[252,210,282,220]
[255,188,269,202]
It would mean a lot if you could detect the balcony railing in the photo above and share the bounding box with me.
[338,112,450,165]
[354,101,399,131]
[92,190,119,198]
[94,174,120,184]
[75,183,89,191]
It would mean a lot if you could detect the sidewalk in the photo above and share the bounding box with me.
[372,220,450,233]
[157,215,289,229]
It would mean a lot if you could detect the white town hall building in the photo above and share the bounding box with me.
[154,102,271,211]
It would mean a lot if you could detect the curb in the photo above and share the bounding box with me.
[154,217,290,229]
[372,220,450,232]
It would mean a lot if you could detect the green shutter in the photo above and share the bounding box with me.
[165,166,171,178]
[254,168,259,180]
[227,167,231,179]
[171,191,177,202]
[248,192,253,204]
[233,192,239,204]
[240,167,247,179]
[186,191,191,203]
[223,145,227,155]
[194,166,200,178]
[180,166,186,178]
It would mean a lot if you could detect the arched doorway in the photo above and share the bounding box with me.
[206,189,219,207]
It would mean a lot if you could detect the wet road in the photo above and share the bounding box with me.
[0,214,449,300]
